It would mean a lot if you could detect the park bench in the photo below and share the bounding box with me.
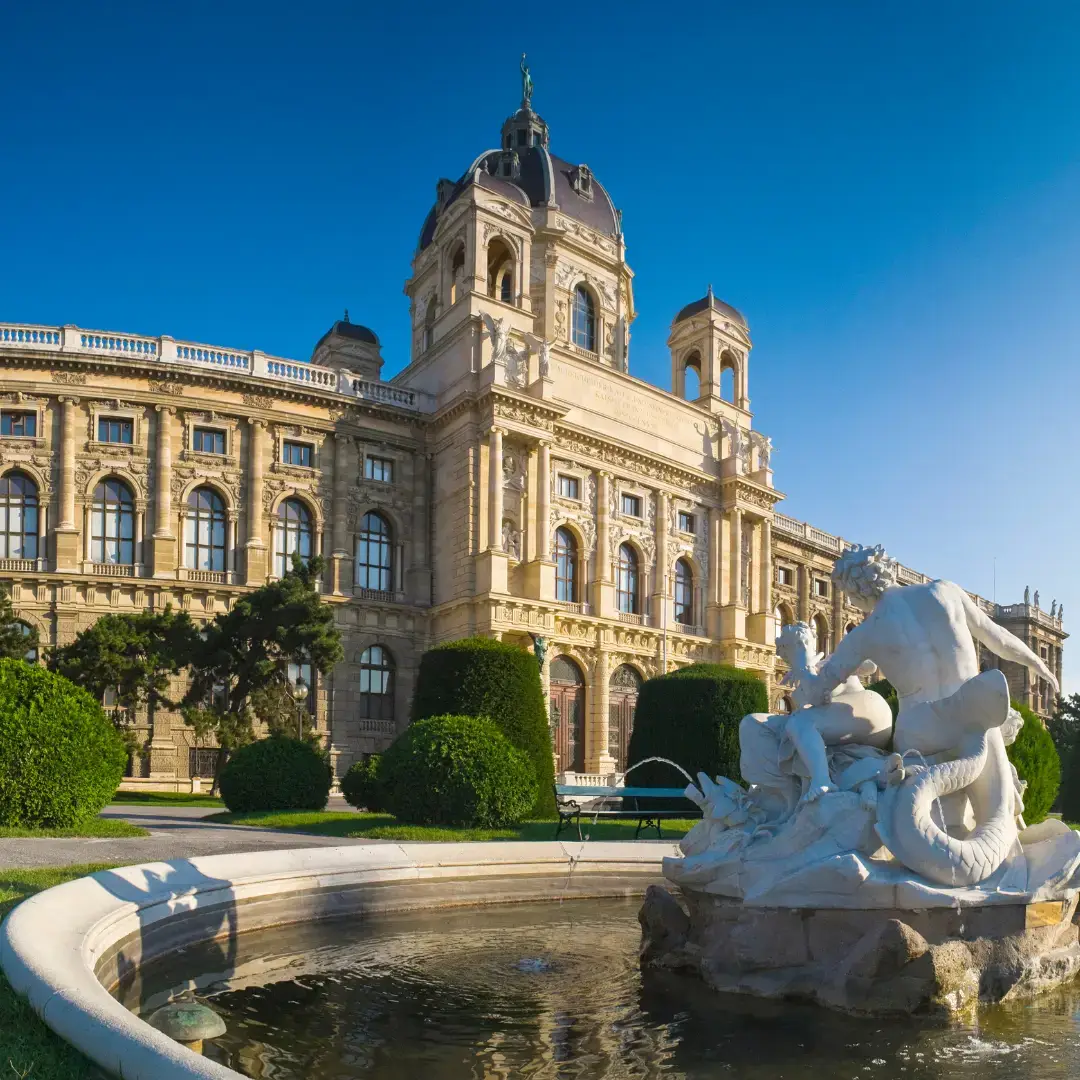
[552,783,698,840]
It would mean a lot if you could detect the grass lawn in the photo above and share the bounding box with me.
[0,818,148,839]
[206,809,697,842]
[1,863,119,1079]
[110,790,224,808]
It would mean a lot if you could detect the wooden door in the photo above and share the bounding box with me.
[549,655,586,774]
[608,664,642,770]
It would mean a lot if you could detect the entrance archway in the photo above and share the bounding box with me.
[608,664,643,770]
[549,655,586,773]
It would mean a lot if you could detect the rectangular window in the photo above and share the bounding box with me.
[282,440,313,467]
[364,456,394,483]
[814,578,830,598]
[678,510,696,534]
[557,474,580,500]
[192,427,225,455]
[621,493,642,518]
[98,417,133,444]
[0,411,36,437]
[777,566,794,587]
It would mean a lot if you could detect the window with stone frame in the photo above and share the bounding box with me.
[0,411,36,437]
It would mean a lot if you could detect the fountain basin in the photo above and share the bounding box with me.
[0,840,676,1080]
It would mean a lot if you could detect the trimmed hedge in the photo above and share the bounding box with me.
[0,658,127,827]
[1007,700,1060,825]
[341,754,385,812]
[381,714,537,827]
[219,736,331,813]
[626,663,768,790]
[411,637,555,817]
[868,678,900,721]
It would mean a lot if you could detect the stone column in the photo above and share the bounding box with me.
[798,563,810,622]
[653,491,669,626]
[488,426,503,551]
[730,508,743,607]
[592,648,616,775]
[536,440,550,559]
[245,419,267,584]
[331,433,350,595]
[406,450,430,604]
[760,517,772,614]
[55,397,80,571]
[594,471,613,616]
[151,405,177,578]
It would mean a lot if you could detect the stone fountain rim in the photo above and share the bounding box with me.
[0,840,677,1080]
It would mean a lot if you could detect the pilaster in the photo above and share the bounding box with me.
[245,418,267,585]
[330,433,351,595]
[590,648,617,776]
[54,397,81,571]
[151,404,177,577]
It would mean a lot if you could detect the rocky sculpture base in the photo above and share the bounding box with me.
[640,884,1080,1015]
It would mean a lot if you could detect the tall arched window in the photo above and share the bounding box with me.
[555,527,577,603]
[450,245,466,305]
[571,286,596,351]
[16,621,37,663]
[617,543,639,614]
[356,511,393,592]
[185,487,227,572]
[91,478,135,565]
[487,239,514,303]
[683,352,701,400]
[812,613,831,657]
[674,558,694,625]
[358,645,395,724]
[274,498,313,577]
[0,471,38,560]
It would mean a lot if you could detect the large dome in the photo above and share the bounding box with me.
[418,106,620,250]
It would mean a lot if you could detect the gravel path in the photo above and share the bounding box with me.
[0,799,377,871]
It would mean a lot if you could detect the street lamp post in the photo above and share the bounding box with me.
[290,675,309,740]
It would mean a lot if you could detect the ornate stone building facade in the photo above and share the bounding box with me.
[0,90,1065,788]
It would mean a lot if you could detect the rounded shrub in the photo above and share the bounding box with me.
[381,714,537,827]
[219,736,331,813]
[626,663,768,793]
[411,637,555,817]
[341,754,385,812]
[1007,701,1061,825]
[0,658,127,827]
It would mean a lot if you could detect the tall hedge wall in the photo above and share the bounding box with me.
[411,637,555,817]
[626,663,768,790]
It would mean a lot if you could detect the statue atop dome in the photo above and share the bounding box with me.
[520,53,533,109]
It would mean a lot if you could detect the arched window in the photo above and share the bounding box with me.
[0,471,38,560]
[185,487,227,572]
[356,511,393,592]
[358,645,395,724]
[683,352,701,400]
[571,286,596,351]
[449,245,466,305]
[91,478,135,565]
[845,622,857,637]
[16,621,37,664]
[487,239,514,303]
[617,543,640,614]
[720,354,737,403]
[274,498,313,577]
[674,558,694,625]
[812,613,831,657]
[555,527,578,603]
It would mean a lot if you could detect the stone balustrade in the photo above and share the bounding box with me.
[0,321,419,411]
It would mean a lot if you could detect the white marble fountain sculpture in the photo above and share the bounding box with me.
[642,544,1080,1013]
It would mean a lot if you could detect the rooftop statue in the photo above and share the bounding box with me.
[667,544,1077,908]
[520,53,533,108]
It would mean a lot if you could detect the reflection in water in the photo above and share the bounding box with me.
[117,899,1080,1079]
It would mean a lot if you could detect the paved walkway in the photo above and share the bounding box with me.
[0,799,377,871]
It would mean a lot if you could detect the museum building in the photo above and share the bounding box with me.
[0,88,1066,789]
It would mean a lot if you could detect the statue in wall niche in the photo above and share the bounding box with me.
[524,334,551,378]
[501,519,520,560]
[668,543,1076,905]
[529,633,547,669]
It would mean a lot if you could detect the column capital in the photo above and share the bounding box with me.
[154,403,175,416]
[334,431,351,444]
[247,416,266,428]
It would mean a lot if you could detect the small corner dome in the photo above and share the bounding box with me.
[673,290,747,330]
[315,320,379,349]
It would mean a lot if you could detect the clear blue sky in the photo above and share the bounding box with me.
[3,4,1078,689]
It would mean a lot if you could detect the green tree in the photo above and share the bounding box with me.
[1007,700,1061,825]
[184,555,343,788]
[1048,693,1080,763]
[0,584,39,662]
[50,608,199,758]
